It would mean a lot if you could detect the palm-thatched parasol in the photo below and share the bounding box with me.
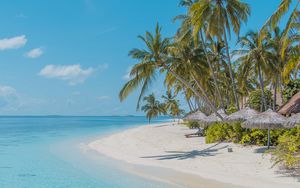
[284,113,300,128]
[225,107,259,122]
[202,109,228,125]
[183,110,207,121]
[242,109,287,148]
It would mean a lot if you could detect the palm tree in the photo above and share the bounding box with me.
[259,0,299,56]
[119,24,223,119]
[162,91,185,122]
[141,93,165,123]
[190,0,251,110]
[234,31,274,111]
[174,0,225,109]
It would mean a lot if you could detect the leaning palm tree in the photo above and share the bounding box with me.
[190,0,251,110]
[141,93,165,124]
[174,0,225,108]
[119,24,223,119]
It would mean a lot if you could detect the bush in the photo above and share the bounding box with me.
[205,122,285,146]
[271,127,300,169]
[283,79,300,102]
[239,129,285,146]
[226,105,238,115]
[205,122,243,144]
[247,89,273,112]
[184,120,200,129]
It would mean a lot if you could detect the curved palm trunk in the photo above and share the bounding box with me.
[258,64,267,111]
[200,30,225,109]
[166,67,223,120]
[223,27,240,110]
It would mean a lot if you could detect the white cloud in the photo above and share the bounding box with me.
[0,35,27,50]
[122,66,133,80]
[96,95,111,101]
[0,85,17,97]
[26,48,43,58]
[98,63,109,71]
[39,64,94,85]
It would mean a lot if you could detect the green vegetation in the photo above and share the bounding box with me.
[283,79,300,102]
[184,120,201,129]
[205,122,285,146]
[271,127,300,169]
[141,93,165,123]
[246,90,273,112]
[120,0,300,172]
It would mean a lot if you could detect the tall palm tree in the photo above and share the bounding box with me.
[190,0,251,110]
[119,24,223,119]
[234,31,274,111]
[141,93,165,123]
[174,0,225,109]
[259,0,299,56]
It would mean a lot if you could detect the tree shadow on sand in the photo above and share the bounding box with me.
[141,143,228,160]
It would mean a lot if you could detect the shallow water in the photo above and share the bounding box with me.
[0,116,173,188]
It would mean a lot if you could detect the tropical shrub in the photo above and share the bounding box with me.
[283,79,300,102]
[205,122,243,144]
[239,129,285,146]
[184,120,200,129]
[247,89,273,111]
[271,127,300,169]
[226,105,238,115]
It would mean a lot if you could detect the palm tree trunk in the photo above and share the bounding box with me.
[191,74,224,120]
[273,77,278,111]
[187,98,194,112]
[223,27,240,110]
[165,67,223,120]
[258,64,267,111]
[200,30,225,109]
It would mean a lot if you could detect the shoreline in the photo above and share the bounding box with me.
[88,122,299,188]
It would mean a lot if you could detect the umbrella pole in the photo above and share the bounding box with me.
[267,127,270,149]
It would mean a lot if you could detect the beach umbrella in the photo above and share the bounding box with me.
[242,109,287,148]
[184,110,207,121]
[225,107,259,122]
[202,109,228,125]
[284,113,300,128]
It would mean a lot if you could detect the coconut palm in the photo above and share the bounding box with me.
[162,91,185,122]
[119,24,223,119]
[141,93,165,124]
[174,0,225,108]
[259,0,299,56]
[190,0,251,110]
[234,31,274,111]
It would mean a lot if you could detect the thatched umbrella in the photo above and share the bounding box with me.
[202,109,227,125]
[284,113,300,128]
[225,107,259,122]
[184,110,207,121]
[242,109,287,148]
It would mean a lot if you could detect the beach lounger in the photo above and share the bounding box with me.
[185,128,204,138]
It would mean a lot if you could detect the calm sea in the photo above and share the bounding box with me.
[0,116,173,188]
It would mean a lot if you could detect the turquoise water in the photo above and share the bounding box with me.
[0,116,173,188]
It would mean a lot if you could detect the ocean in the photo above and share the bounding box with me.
[0,116,173,188]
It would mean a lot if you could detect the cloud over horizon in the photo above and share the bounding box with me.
[0,35,27,50]
[39,64,94,85]
[26,48,43,58]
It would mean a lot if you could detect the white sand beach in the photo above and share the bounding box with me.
[89,123,300,188]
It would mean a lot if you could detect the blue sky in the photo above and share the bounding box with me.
[0,0,291,115]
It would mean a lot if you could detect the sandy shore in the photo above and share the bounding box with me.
[89,122,299,188]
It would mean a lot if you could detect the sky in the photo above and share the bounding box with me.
[0,0,292,115]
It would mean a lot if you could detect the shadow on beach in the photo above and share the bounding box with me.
[141,143,228,160]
